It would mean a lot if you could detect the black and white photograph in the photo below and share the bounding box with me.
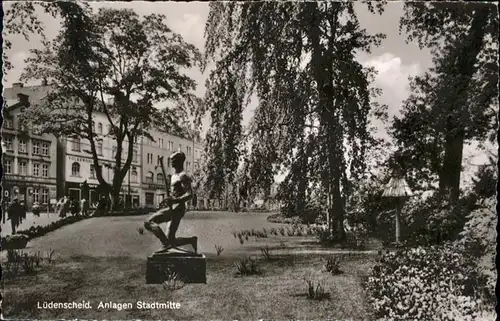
[1,1,498,320]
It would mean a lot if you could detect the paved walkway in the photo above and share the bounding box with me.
[1,212,62,236]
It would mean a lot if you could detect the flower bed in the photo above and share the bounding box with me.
[365,244,490,321]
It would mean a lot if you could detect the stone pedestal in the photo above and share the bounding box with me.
[146,249,206,284]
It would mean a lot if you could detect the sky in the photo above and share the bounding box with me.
[2,1,494,185]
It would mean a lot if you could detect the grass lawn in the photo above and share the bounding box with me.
[2,212,382,319]
[2,251,378,319]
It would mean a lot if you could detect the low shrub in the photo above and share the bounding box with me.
[21,253,37,274]
[234,257,261,276]
[315,226,334,244]
[325,256,342,275]
[366,244,488,321]
[162,270,184,291]
[1,234,29,250]
[3,250,51,277]
[304,279,328,301]
[46,248,56,264]
[344,223,369,249]
[214,244,224,256]
[260,246,272,260]
[458,196,496,302]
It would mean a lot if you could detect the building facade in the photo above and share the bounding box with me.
[2,83,60,209]
[3,83,205,209]
[60,111,143,207]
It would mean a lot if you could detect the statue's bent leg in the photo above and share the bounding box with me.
[144,208,173,246]
[168,210,198,252]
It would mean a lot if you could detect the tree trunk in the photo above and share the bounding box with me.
[331,171,346,242]
[438,7,488,203]
[442,131,465,203]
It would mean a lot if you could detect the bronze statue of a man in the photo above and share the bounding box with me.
[144,151,197,253]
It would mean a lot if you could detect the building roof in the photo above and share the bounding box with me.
[382,177,413,197]
[3,84,53,116]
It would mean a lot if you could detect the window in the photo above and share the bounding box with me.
[42,143,49,156]
[33,163,40,176]
[146,171,154,183]
[42,164,49,177]
[134,136,138,143]
[157,173,164,185]
[71,162,80,177]
[33,141,41,155]
[33,188,40,203]
[4,159,12,174]
[157,155,161,166]
[4,118,13,129]
[42,189,49,204]
[158,138,164,148]
[19,139,27,153]
[168,141,174,150]
[19,160,27,175]
[145,193,155,206]
[97,141,103,155]
[98,123,103,134]
[4,137,13,151]
[131,167,138,183]
[133,149,138,162]
[187,146,192,156]
[71,138,81,151]
[92,121,96,132]
[90,165,95,178]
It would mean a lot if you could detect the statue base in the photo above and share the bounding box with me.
[146,248,206,284]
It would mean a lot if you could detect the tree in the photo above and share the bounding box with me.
[203,2,386,240]
[395,2,498,203]
[20,6,202,210]
[3,2,94,75]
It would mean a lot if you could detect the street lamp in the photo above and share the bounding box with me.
[382,165,412,246]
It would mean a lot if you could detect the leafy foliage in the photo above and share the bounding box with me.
[367,245,489,321]
[394,2,498,202]
[204,2,387,239]
[459,197,496,301]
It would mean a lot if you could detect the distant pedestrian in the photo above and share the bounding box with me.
[71,199,80,216]
[80,198,89,216]
[19,200,27,224]
[97,196,107,212]
[59,196,70,218]
[7,198,22,234]
[33,202,41,217]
